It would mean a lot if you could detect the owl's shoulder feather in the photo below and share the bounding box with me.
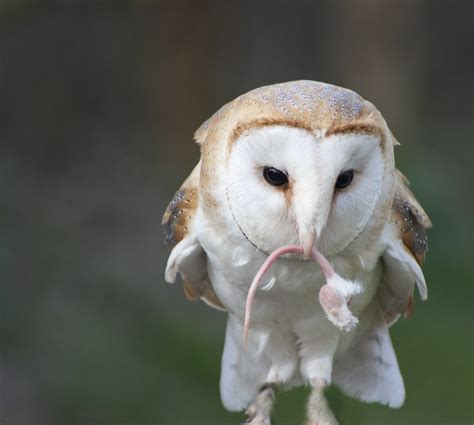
[377,170,431,325]
[162,161,225,311]
[162,162,200,247]
[390,169,432,266]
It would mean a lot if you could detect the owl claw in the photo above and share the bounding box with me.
[241,413,271,425]
[242,384,274,425]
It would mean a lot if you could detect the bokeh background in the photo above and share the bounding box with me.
[1,1,472,424]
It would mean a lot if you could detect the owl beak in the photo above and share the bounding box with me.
[302,230,316,258]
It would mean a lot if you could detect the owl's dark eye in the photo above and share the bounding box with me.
[263,166,289,186]
[335,170,354,189]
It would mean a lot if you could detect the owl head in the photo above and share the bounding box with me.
[196,81,396,257]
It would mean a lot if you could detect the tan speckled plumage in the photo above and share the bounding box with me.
[390,170,432,266]
[162,162,200,247]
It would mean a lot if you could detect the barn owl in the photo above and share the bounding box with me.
[162,81,431,425]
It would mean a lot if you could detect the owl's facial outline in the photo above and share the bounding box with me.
[226,125,385,256]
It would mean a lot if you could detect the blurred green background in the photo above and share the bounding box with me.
[0,1,472,424]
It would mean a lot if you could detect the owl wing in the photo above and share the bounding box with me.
[162,162,225,311]
[378,170,432,325]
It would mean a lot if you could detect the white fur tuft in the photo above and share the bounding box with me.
[326,274,362,298]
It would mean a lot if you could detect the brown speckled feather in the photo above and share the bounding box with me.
[390,170,432,266]
[378,170,431,323]
[162,162,225,310]
[162,162,200,247]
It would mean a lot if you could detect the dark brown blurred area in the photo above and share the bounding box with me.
[0,2,471,425]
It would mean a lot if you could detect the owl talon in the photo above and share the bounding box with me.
[241,414,271,425]
[242,384,274,425]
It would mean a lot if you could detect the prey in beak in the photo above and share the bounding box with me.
[243,238,362,350]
